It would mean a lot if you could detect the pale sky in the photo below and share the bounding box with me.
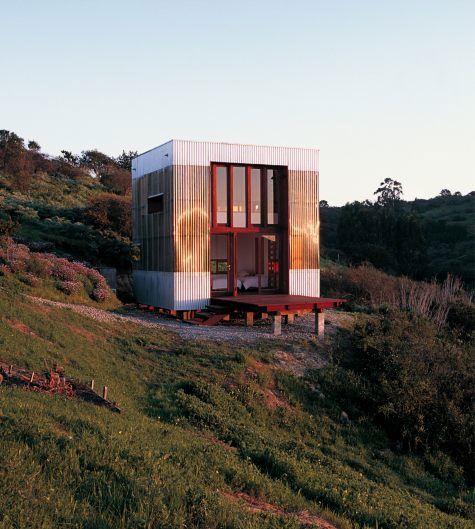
[1,0,473,205]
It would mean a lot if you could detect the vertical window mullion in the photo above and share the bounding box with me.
[246,165,251,228]
[262,166,268,227]
[228,164,233,227]
[211,165,217,227]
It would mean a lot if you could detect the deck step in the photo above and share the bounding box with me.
[184,312,228,326]
[206,304,230,313]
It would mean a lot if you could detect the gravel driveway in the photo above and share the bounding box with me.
[29,296,352,344]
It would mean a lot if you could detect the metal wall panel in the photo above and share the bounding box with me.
[173,272,210,310]
[132,166,174,273]
[288,169,320,271]
[289,269,320,297]
[132,271,175,309]
[173,139,318,171]
[132,140,173,179]
[132,140,320,308]
[173,164,210,273]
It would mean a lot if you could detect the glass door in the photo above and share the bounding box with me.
[211,234,234,295]
[256,234,280,293]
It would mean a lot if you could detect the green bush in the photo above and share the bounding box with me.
[348,310,474,482]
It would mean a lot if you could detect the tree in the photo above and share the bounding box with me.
[79,149,131,194]
[0,130,25,170]
[0,130,33,190]
[319,200,329,208]
[439,189,451,197]
[337,200,427,277]
[60,150,79,166]
[116,150,137,171]
[80,149,115,178]
[81,193,131,238]
[28,140,41,151]
[101,165,131,195]
[374,178,403,206]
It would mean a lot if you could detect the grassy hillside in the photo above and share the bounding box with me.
[0,170,134,272]
[1,277,473,528]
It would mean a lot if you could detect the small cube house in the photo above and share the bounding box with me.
[132,140,321,312]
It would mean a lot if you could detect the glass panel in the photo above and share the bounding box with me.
[216,166,228,224]
[232,166,246,227]
[267,169,279,224]
[236,234,257,291]
[251,168,261,224]
[211,234,229,291]
[262,234,279,290]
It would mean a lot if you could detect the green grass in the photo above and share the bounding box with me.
[0,279,473,528]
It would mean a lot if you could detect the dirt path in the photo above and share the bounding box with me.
[28,296,352,346]
[223,491,340,528]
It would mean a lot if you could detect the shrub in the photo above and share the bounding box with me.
[91,287,109,302]
[59,280,83,295]
[81,193,131,238]
[0,237,113,303]
[348,310,475,482]
[19,272,40,287]
[322,264,472,328]
[52,258,79,281]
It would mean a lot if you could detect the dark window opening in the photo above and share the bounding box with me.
[148,194,164,214]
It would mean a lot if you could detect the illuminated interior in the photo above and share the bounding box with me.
[211,163,286,295]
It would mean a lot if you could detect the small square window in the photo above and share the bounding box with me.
[148,193,164,214]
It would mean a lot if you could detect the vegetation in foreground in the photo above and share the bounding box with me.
[0,277,474,528]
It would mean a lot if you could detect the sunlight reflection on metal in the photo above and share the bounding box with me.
[174,206,210,272]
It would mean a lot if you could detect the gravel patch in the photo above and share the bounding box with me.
[28,296,353,344]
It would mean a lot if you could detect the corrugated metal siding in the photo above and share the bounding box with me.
[288,169,320,271]
[173,140,318,171]
[132,139,320,308]
[289,269,320,297]
[173,165,210,273]
[174,272,210,310]
[132,166,174,273]
[132,271,175,309]
[132,140,173,179]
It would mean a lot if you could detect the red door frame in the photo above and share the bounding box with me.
[210,163,289,297]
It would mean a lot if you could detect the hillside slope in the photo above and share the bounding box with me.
[321,193,475,286]
[0,280,473,528]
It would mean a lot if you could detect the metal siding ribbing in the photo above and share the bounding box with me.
[132,166,174,273]
[173,165,210,273]
[132,139,320,308]
[132,140,173,179]
[289,269,320,297]
[173,140,318,171]
[173,164,211,308]
[288,169,319,271]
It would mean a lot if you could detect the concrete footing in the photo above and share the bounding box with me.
[272,314,282,336]
[315,310,325,338]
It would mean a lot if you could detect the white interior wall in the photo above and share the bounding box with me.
[237,235,255,274]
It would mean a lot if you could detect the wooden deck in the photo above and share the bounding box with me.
[213,294,346,337]
[213,294,345,313]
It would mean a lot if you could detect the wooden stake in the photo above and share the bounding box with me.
[90,379,95,390]
[29,372,35,383]
[103,386,108,400]
[245,312,254,327]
